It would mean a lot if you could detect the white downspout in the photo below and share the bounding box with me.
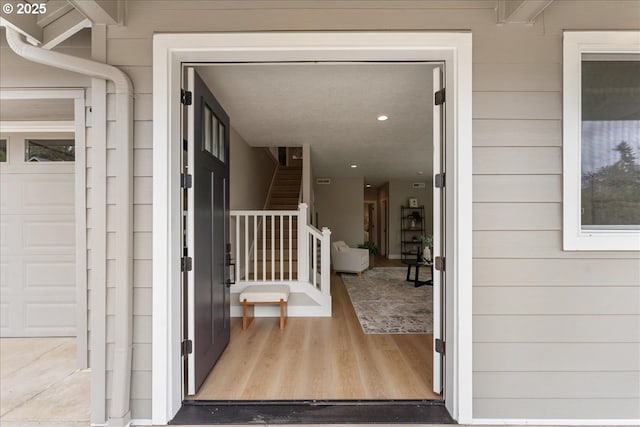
[4,27,134,426]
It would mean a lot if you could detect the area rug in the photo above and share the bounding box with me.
[341,267,433,334]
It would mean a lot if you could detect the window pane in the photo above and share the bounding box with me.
[581,60,640,228]
[212,115,219,159]
[0,140,6,162]
[218,122,226,163]
[204,104,213,153]
[25,139,75,162]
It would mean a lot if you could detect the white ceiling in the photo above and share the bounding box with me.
[197,62,436,185]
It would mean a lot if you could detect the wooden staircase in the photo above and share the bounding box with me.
[248,167,302,280]
[267,167,302,210]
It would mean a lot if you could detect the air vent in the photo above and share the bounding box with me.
[412,182,426,189]
[316,178,331,185]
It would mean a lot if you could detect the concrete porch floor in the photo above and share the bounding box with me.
[0,337,90,427]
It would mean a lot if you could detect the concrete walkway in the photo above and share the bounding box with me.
[0,337,90,426]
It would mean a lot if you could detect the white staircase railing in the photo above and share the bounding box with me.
[230,203,331,298]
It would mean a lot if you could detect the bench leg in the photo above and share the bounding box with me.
[242,299,254,330]
[279,299,286,330]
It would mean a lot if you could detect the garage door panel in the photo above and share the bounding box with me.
[0,256,23,293]
[24,259,75,290]
[0,175,20,210]
[1,174,74,215]
[25,302,75,336]
[0,303,12,330]
[23,177,74,212]
[23,217,75,251]
[0,215,21,253]
[0,157,76,337]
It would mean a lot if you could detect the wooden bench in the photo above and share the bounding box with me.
[239,285,290,330]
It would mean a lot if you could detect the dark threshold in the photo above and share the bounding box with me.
[170,399,456,425]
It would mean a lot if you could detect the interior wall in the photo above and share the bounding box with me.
[229,128,277,210]
[314,177,364,247]
[387,180,431,258]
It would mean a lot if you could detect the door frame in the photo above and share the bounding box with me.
[0,88,87,368]
[152,32,473,425]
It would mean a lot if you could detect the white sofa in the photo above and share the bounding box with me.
[330,241,369,275]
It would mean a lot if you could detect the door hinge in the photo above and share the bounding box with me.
[435,338,445,355]
[181,339,193,356]
[435,173,445,188]
[435,88,446,105]
[181,256,193,272]
[435,256,445,271]
[181,89,192,106]
[181,173,192,189]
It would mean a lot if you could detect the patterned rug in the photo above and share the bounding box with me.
[341,267,433,334]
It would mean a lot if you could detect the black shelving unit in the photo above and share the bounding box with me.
[401,206,425,263]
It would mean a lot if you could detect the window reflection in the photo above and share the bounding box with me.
[581,61,640,228]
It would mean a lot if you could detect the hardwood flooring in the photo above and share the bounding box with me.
[191,270,439,401]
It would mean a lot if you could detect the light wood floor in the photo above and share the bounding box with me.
[191,269,439,401]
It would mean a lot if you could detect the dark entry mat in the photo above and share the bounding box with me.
[170,400,456,424]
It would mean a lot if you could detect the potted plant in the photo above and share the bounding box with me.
[358,241,379,268]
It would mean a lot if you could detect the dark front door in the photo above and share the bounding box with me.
[186,68,231,395]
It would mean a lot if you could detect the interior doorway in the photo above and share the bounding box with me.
[363,201,376,245]
[181,60,442,403]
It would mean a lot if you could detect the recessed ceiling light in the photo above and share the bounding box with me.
[377,115,388,121]
[417,171,424,175]
[350,164,358,168]
[365,184,372,188]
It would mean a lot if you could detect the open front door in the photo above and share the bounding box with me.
[185,68,231,395]
[432,66,445,395]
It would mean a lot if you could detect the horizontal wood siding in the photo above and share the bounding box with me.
[470,0,640,419]
[93,0,640,420]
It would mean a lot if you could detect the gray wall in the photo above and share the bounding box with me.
[314,177,364,247]
[5,0,638,421]
[229,128,277,210]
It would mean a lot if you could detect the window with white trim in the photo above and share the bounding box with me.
[563,31,640,251]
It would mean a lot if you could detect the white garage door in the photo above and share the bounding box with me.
[0,134,76,337]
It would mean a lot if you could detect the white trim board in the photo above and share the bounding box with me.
[152,32,473,425]
[0,120,75,132]
[474,419,640,426]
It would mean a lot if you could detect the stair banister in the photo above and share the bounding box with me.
[297,203,309,282]
[321,227,331,295]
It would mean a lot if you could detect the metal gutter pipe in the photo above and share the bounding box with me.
[5,27,134,427]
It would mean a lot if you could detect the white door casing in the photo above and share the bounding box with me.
[152,32,473,425]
